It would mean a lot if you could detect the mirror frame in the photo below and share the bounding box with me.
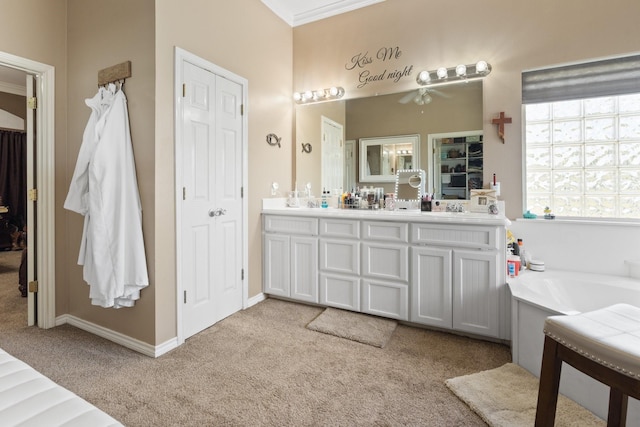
[359,134,420,183]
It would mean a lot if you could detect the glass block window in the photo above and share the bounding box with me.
[524,93,640,218]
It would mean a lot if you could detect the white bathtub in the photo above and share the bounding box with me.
[509,269,640,423]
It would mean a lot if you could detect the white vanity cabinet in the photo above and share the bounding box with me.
[262,208,509,341]
[263,215,318,303]
[410,223,503,338]
[361,221,409,320]
[318,218,361,311]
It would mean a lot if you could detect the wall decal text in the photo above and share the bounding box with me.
[345,46,414,89]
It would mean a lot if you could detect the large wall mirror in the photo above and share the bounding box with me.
[294,80,483,197]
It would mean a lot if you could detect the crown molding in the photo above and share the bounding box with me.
[262,0,385,27]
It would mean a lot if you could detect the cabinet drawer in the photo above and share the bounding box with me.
[362,221,408,242]
[320,218,360,238]
[263,215,318,236]
[320,273,360,311]
[320,239,360,275]
[410,223,497,250]
[361,279,408,321]
[362,242,408,282]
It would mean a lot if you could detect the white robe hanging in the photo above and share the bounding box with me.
[64,85,149,308]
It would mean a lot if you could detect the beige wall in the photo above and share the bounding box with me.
[155,0,293,343]
[0,93,27,120]
[65,0,156,342]
[0,0,68,310]
[293,0,640,218]
[2,0,291,348]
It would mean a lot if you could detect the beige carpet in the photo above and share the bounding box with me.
[1,251,514,426]
[446,363,605,427]
[306,307,397,348]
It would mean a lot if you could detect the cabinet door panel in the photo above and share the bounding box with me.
[320,218,359,238]
[264,215,318,235]
[452,250,499,337]
[320,273,360,311]
[263,234,290,297]
[361,279,408,320]
[362,221,408,242]
[320,239,360,274]
[362,242,408,282]
[290,236,318,303]
[411,247,452,328]
[410,223,497,250]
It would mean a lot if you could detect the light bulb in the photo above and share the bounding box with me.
[417,70,431,84]
[329,87,339,96]
[437,67,448,79]
[422,93,432,104]
[304,90,313,100]
[455,64,467,77]
[476,60,489,74]
[293,92,302,101]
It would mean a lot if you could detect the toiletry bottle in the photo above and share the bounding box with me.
[321,189,328,208]
[518,239,530,270]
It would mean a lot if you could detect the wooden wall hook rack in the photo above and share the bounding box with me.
[98,61,132,86]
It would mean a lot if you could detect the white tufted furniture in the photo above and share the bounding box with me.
[535,303,640,426]
[0,347,122,426]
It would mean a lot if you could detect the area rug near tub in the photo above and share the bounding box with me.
[306,307,397,348]
[445,363,605,427]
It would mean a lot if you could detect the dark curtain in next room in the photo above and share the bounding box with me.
[0,129,27,230]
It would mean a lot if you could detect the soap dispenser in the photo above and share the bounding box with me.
[321,189,328,208]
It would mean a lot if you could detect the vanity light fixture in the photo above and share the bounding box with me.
[293,86,345,104]
[416,61,492,87]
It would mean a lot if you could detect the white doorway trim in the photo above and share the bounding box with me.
[0,50,56,329]
[174,47,249,346]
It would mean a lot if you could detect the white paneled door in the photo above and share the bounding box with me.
[180,60,244,339]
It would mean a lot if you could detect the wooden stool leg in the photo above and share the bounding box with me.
[535,336,563,427]
[607,388,628,427]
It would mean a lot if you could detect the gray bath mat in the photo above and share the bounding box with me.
[306,307,397,348]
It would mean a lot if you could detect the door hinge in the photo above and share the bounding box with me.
[28,188,37,201]
[241,269,244,280]
[182,83,186,98]
[27,97,37,110]
[240,187,243,198]
[184,290,187,304]
[183,187,186,200]
[28,281,38,293]
[240,104,244,115]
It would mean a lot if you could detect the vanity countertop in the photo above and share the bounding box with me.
[262,199,511,226]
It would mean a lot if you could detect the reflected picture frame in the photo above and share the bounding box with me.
[469,189,497,213]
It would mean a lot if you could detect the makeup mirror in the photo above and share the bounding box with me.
[395,169,425,201]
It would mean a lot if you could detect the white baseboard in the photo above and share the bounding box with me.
[247,292,266,308]
[56,314,178,358]
[56,295,268,358]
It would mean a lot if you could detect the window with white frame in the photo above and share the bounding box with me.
[523,55,640,219]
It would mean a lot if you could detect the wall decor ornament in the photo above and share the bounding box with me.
[266,133,281,148]
[301,143,312,153]
[491,112,512,143]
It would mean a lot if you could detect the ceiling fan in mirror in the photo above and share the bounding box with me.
[398,87,451,105]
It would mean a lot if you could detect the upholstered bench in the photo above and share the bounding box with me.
[0,347,122,426]
[535,303,640,427]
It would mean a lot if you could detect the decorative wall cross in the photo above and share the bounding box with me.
[491,112,512,143]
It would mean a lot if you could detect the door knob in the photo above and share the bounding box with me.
[208,208,227,217]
